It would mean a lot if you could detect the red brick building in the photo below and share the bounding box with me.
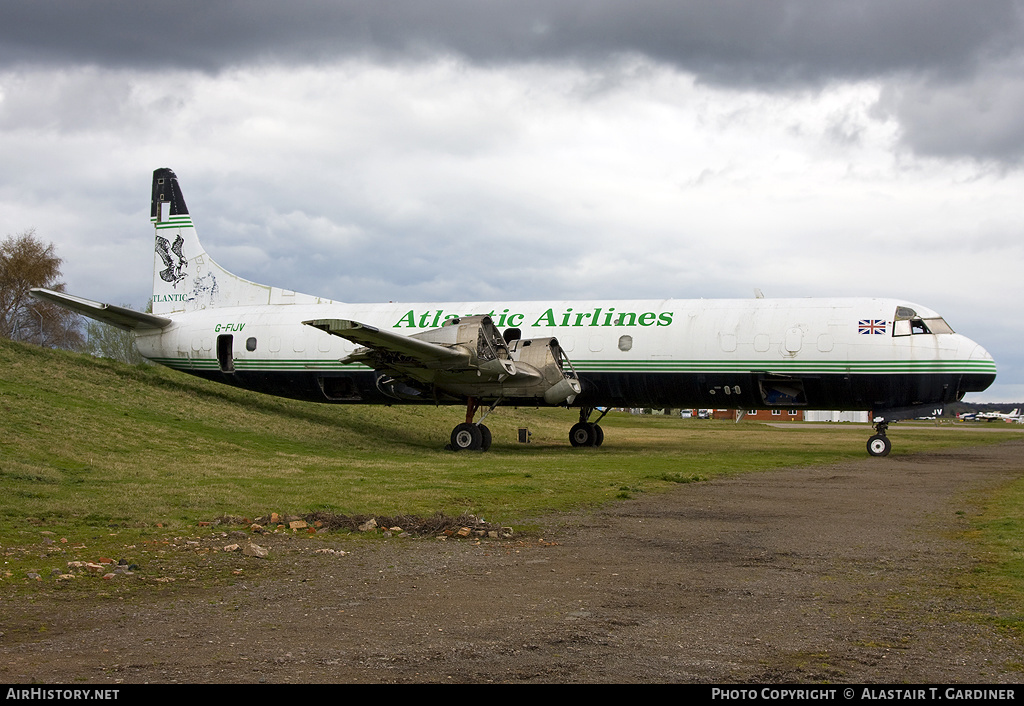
[698,409,805,421]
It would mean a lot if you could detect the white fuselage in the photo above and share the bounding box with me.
[135,295,995,412]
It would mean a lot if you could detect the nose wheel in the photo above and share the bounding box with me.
[867,421,891,457]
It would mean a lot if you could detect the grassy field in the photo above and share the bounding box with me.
[2,337,1022,609]
[961,475,1024,632]
[2,336,1015,528]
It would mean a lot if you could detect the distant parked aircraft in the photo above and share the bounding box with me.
[976,408,1021,422]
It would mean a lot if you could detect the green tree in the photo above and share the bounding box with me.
[0,229,83,349]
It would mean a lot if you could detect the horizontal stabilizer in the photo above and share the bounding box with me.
[303,318,469,367]
[30,288,171,331]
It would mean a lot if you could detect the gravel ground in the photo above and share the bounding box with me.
[2,441,1023,684]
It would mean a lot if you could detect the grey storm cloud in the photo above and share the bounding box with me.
[2,0,1020,84]
[6,1,1023,163]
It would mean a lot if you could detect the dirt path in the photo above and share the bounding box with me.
[2,442,1023,683]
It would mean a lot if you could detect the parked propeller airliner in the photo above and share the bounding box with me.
[32,168,997,456]
[976,408,1020,422]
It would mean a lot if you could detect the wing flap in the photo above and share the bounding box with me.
[30,288,171,331]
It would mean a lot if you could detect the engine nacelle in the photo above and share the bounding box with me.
[310,314,580,405]
[409,315,516,376]
[507,337,581,405]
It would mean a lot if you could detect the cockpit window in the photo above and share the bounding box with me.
[922,317,954,334]
[892,308,955,337]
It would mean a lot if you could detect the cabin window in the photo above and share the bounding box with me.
[618,335,633,352]
[246,337,257,352]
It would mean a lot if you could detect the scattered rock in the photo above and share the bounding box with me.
[211,511,512,539]
[314,548,347,556]
[357,518,378,532]
[242,543,269,558]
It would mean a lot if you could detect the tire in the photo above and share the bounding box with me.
[593,424,604,447]
[479,424,492,452]
[451,423,483,451]
[569,422,597,447]
[867,434,891,457]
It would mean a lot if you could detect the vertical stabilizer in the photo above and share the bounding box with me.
[150,168,329,315]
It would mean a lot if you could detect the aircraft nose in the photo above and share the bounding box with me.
[956,335,997,396]
[963,337,995,364]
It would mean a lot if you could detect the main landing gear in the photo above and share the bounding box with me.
[569,407,607,447]
[866,421,891,457]
[448,397,495,452]
[448,401,611,451]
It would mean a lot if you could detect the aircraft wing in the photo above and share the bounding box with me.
[30,288,172,331]
[303,318,471,368]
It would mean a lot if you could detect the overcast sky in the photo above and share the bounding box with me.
[1,1,1021,401]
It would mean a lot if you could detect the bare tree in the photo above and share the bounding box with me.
[0,229,83,349]
[84,304,148,365]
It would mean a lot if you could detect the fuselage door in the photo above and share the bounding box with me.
[784,327,803,354]
[217,334,234,373]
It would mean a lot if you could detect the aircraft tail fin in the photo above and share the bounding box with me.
[150,168,330,315]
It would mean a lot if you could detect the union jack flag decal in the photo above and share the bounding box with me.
[859,319,887,335]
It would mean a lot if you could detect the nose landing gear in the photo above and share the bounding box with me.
[867,421,891,457]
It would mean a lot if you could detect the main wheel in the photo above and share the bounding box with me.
[593,424,604,447]
[569,422,598,447]
[478,424,492,452]
[451,423,483,451]
[867,434,891,457]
